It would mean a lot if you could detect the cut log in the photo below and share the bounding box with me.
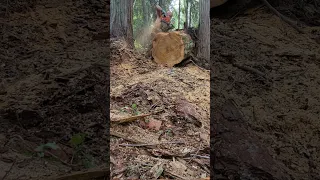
[151,31,194,67]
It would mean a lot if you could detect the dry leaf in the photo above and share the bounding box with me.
[149,161,164,179]
[200,133,210,145]
[175,99,202,127]
[146,119,162,130]
[170,160,187,172]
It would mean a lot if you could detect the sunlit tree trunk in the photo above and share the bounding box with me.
[150,0,157,21]
[178,0,181,29]
[188,2,191,26]
[142,0,148,26]
[185,0,189,28]
[159,0,164,8]
[110,0,134,48]
[197,0,210,62]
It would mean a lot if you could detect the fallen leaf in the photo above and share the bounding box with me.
[170,159,187,172]
[175,99,202,127]
[149,149,182,158]
[200,133,210,144]
[149,161,164,179]
[146,119,162,130]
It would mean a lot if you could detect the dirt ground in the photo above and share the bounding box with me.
[0,0,109,179]
[109,39,210,179]
[211,5,320,180]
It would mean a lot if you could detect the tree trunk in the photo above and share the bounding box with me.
[188,2,191,26]
[178,0,181,29]
[142,0,148,26]
[110,0,134,48]
[197,0,210,63]
[159,0,163,8]
[185,0,189,28]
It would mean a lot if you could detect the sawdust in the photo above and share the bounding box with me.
[110,39,210,179]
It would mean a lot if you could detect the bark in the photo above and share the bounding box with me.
[188,1,191,26]
[159,0,163,9]
[185,0,189,28]
[110,0,134,47]
[150,0,157,21]
[178,0,181,29]
[142,0,148,26]
[197,0,210,62]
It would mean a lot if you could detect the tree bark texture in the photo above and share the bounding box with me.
[197,0,210,63]
[142,0,149,27]
[185,0,189,28]
[178,0,181,29]
[110,0,134,47]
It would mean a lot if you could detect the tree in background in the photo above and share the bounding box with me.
[110,0,134,47]
[178,0,181,29]
[197,0,210,62]
[185,0,189,28]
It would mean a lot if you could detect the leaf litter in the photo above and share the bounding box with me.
[110,39,210,179]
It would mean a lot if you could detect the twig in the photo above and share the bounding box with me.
[119,141,184,147]
[261,0,304,33]
[232,63,266,78]
[164,170,188,180]
[111,113,153,124]
[110,130,145,144]
[189,154,210,159]
[187,143,203,163]
[1,159,15,180]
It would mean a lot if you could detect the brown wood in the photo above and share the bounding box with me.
[151,31,185,67]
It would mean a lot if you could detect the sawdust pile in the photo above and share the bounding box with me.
[110,39,210,179]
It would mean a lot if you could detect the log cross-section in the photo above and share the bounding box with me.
[151,31,185,67]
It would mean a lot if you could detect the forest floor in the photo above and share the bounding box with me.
[109,39,210,179]
[0,0,109,179]
[211,6,320,180]
[0,0,319,180]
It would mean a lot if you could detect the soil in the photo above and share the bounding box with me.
[211,5,320,180]
[0,0,109,179]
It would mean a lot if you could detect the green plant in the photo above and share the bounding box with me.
[69,133,96,169]
[120,103,141,115]
[120,106,130,113]
[82,154,95,168]
[131,103,140,115]
[69,133,86,147]
[35,142,59,158]
[165,129,173,137]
